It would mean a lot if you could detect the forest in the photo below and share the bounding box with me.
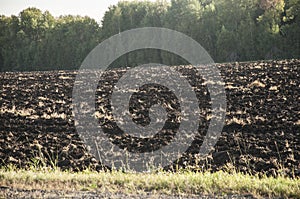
[0,0,299,71]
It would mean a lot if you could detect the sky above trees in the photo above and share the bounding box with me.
[0,0,165,23]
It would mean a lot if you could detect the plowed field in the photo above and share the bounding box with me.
[0,59,299,177]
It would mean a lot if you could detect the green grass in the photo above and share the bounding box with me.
[0,167,299,198]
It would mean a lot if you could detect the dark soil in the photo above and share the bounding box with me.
[0,59,299,177]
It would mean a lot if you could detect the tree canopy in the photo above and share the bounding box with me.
[0,0,299,71]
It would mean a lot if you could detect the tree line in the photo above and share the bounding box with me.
[0,0,299,71]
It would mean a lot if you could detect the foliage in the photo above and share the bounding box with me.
[0,0,299,71]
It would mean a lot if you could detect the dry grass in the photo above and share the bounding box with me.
[0,167,299,198]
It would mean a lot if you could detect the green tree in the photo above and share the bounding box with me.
[255,0,285,59]
[280,0,300,58]
[43,15,99,70]
[1,1,300,71]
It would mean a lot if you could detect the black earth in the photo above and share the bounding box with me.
[0,59,299,177]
